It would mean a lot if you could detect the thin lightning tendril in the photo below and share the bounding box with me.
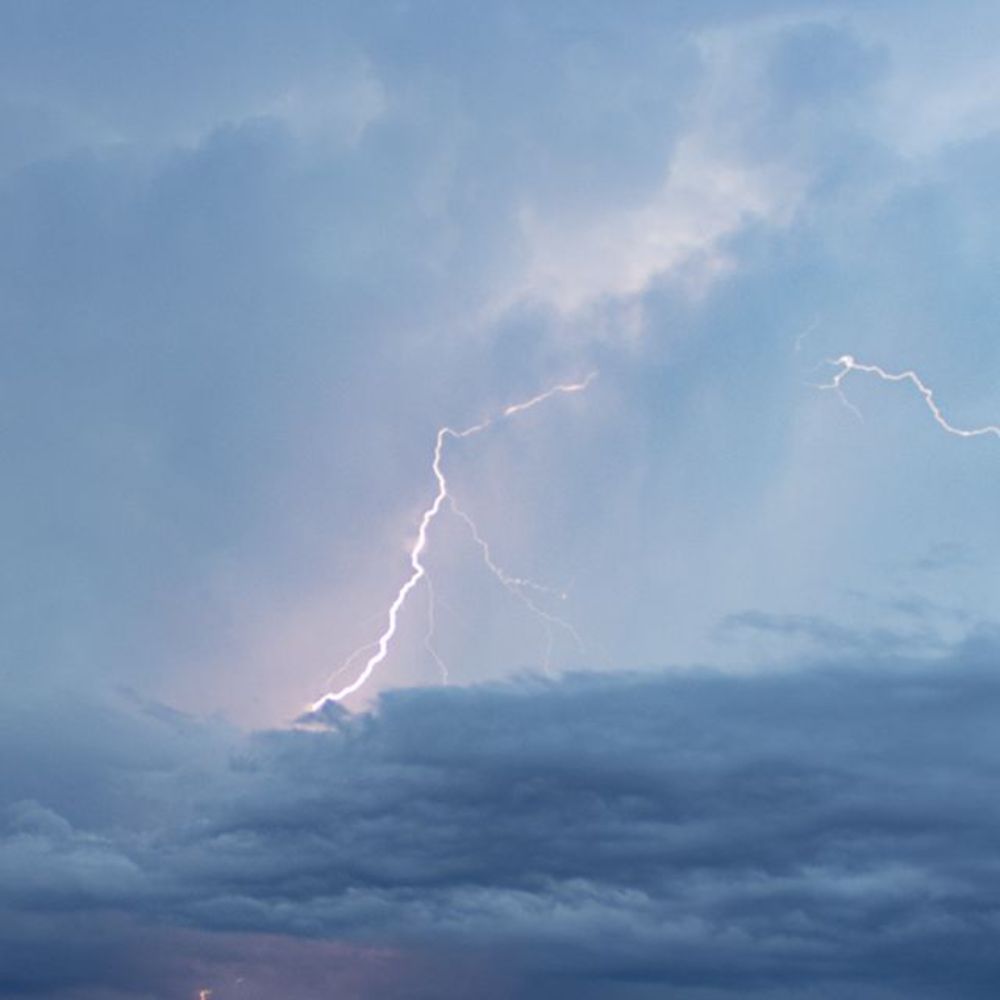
[308,373,597,713]
[422,577,449,684]
[324,640,378,686]
[821,355,1000,440]
[450,496,570,599]
[449,496,584,671]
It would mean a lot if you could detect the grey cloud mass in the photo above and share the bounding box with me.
[4,638,1000,997]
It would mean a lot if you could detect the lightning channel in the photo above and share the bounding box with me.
[448,496,583,672]
[308,372,596,713]
[821,354,1000,440]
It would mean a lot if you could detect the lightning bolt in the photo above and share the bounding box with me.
[308,373,596,713]
[821,354,1000,440]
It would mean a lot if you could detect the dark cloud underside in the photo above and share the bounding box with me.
[4,638,1000,997]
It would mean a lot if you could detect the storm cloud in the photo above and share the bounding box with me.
[6,2,1000,997]
[5,635,1000,998]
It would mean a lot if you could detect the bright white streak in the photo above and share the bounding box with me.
[309,373,596,712]
[822,354,1000,440]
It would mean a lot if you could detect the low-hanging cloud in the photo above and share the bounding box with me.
[4,635,1000,998]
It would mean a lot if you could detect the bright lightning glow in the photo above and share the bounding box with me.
[308,373,597,713]
[822,354,1000,440]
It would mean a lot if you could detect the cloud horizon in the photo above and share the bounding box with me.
[6,631,1000,997]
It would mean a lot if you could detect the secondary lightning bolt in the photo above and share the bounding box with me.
[821,354,1000,439]
[449,495,584,672]
[422,577,450,684]
[308,373,596,714]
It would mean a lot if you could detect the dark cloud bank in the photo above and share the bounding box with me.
[4,635,1000,999]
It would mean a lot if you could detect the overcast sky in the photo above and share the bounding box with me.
[4,2,1000,998]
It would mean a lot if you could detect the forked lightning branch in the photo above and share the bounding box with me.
[308,373,596,714]
[822,354,1000,440]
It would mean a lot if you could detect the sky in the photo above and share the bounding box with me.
[4,2,1000,997]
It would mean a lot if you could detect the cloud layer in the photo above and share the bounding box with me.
[5,635,1000,997]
